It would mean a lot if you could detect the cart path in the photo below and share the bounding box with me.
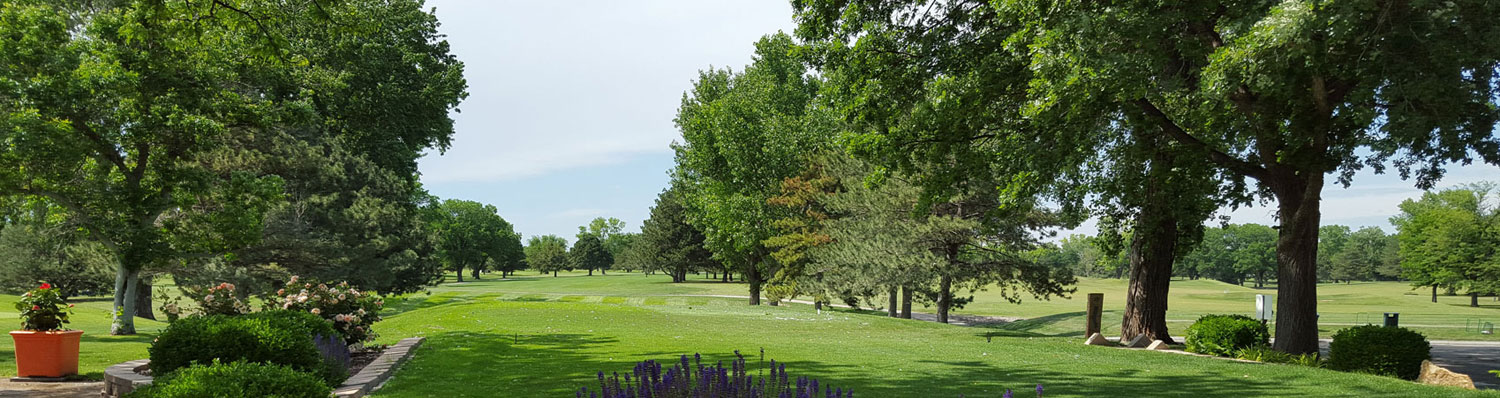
[0,379,102,398]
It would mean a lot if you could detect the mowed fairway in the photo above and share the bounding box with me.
[369,272,1497,397]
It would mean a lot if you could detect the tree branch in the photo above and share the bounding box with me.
[1132,98,1269,180]
[17,188,120,252]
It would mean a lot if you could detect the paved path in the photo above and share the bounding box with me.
[0,379,101,398]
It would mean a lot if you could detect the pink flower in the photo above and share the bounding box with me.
[310,308,321,315]
[277,289,285,295]
[338,294,346,300]
[31,305,40,311]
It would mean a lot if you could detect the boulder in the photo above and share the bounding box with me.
[1417,360,1475,390]
[1084,333,1110,346]
[1145,340,1169,351]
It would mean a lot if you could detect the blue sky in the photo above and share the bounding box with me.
[414,0,1500,244]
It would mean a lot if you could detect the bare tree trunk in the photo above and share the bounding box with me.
[937,274,952,324]
[1432,285,1438,303]
[1121,214,1178,343]
[900,286,913,319]
[456,266,464,282]
[888,286,899,318]
[110,264,140,335]
[1472,293,1479,307]
[1270,174,1323,355]
[472,267,481,280]
[746,257,762,305]
[135,276,155,321]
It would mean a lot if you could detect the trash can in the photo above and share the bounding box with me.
[1383,312,1399,328]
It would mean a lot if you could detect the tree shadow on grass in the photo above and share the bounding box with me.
[973,311,1089,338]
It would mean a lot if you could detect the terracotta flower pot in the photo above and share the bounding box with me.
[9,330,83,378]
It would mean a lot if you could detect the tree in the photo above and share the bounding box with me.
[427,200,521,282]
[636,186,718,282]
[570,234,613,276]
[603,232,639,271]
[1392,184,1500,306]
[797,0,1500,354]
[525,235,570,277]
[0,202,115,298]
[578,217,625,242]
[1318,225,1354,282]
[673,33,831,305]
[1330,227,1399,283]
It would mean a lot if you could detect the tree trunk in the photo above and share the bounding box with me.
[110,264,141,335]
[588,269,593,276]
[1431,285,1437,303]
[1269,173,1323,355]
[456,267,464,282]
[1472,293,1479,307]
[553,270,558,277]
[900,286,913,319]
[135,277,155,321]
[746,260,762,306]
[1121,200,1179,344]
[937,274,952,324]
[888,286,899,318]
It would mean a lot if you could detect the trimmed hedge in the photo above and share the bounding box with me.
[1327,325,1431,380]
[148,312,344,385]
[124,360,331,398]
[1184,314,1270,357]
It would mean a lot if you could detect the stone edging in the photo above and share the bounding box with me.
[333,337,425,398]
[101,337,425,398]
[103,359,151,397]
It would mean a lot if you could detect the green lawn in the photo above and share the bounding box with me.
[371,273,1494,397]
[0,289,167,380]
[3,271,1494,397]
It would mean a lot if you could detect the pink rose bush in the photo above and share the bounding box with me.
[278,276,383,344]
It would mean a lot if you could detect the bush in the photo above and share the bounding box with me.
[124,360,331,398]
[148,314,343,385]
[1184,314,1270,357]
[1233,347,1321,367]
[578,351,852,398]
[275,275,384,345]
[1327,325,1431,380]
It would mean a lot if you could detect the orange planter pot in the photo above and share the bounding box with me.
[9,330,83,378]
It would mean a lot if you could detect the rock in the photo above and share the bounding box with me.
[1418,360,1475,390]
[1145,340,1169,350]
[1084,333,1110,346]
[1124,334,1151,348]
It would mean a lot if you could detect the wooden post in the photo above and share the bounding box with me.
[1086,293,1104,337]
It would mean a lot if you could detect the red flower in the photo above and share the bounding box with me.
[31,305,39,311]
[39,283,51,290]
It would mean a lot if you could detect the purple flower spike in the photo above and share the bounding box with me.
[1037,384,1044,397]
[1004,389,1013,398]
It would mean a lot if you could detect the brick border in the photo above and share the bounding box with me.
[100,337,425,398]
[333,337,424,398]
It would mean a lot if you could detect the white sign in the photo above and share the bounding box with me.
[1256,294,1273,321]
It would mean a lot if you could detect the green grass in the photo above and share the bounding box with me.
[0,286,169,380]
[3,270,1494,397]
[371,274,1494,397]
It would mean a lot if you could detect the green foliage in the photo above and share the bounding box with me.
[14,282,71,331]
[1328,227,1401,282]
[242,310,340,342]
[569,234,613,275]
[1327,325,1431,380]
[634,186,719,282]
[1392,183,1500,302]
[1233,347,1322,368]
[673,32,832,302]
[1184,315,1270,357]
[1178,224,1277,286]
[124,360,332,398]
[149,314,342,385]
[182,283,252,317]
[0,220,114,297]
[426,199,523,282]
[525,235,570,276]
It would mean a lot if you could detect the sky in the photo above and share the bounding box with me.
[414,0,1500,244]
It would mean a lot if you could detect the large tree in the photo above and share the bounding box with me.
[635,186,718,282]
[798,0,1500,354]
[525,235,570,277]
[569,234,613,276]
[1392,184,1500,306]
[427,199,522,282]
[673,33,831,305]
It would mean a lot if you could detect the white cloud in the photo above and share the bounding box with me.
[554,208,608,219]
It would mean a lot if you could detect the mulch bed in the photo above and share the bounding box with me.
[346,345,386,376]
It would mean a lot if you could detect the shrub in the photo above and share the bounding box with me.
[1327,325,1431,380]
[124,360,331,398]
[1183,314,1270,357]
[148,314,343,385]
[276,275,384,345]
[245,310,350,374]
[1233,347,1321,367]
[13,282,73,331]
[578,350,852,398]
